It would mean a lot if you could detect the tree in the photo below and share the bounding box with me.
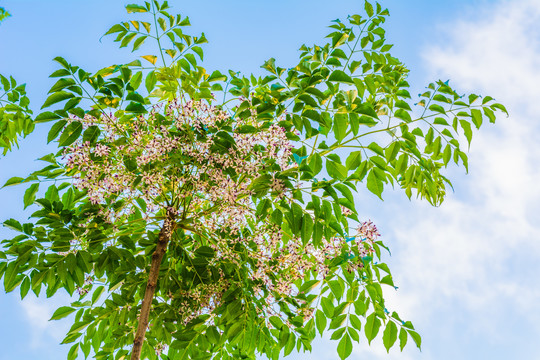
[0,1,507,359]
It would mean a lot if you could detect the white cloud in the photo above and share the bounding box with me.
[423,0,540,108]
[20,294,71,348]
[380,0,540,353]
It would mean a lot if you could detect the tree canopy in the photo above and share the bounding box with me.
[0,1,507,360]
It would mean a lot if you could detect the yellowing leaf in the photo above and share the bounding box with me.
[141,55,157,65]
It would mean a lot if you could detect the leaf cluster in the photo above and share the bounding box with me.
[0,74,33,154]
[0,1,507,360]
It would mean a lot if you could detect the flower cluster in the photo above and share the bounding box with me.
[64,100,293,230]
[75,274,94,296]
[176,281,228,325]
[247,220,380,298]
[180,220,381,325]
[62,98,382,329]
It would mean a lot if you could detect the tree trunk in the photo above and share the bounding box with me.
[131,210,176,360]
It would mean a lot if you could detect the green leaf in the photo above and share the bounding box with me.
[126,91,145,104]
[208,70,227,82]
[334,113,348,142]
[315,309,326,336]
[120,32,137,48]
[330,327,346,340]
[58,121,83,147]
[47,120,68,143]
[459,119,473,146]
[442,144,452,166]
[349,314,362,331]
[92,286,105,305]
[49,69,71,78]
[482,95,494,104]
[491,102,508,116]
[382,321,398,352]
[157,17,167,31]
[130,71,143,89]
[126,4,147,13]
[53,56,70,69]
[368,142,385,156]
[3,262,24,293]
[407,329,422,349]
[309,153,323,175]
[366,170,383,199]
[335,183,354,204]
[35,111,62,123]
[345,151,362,170]
[298,94,318,108]
[364,313,381,344]
[195,246,215,258]
[61,332,82,344]
[429,104,446,115]
[332,32,349,48]
[68,343,79,360]
[206,326,220,344]
[348,327,360,343]
[3,218,22,231]
[471,108,483,129]
[50,306,76,321]
[394,109,411,122]
[23,183,39,209]
[41,91,75,109]
[395,100,411,111]
[82,126,100,144]
[337,333,353,359]
[261,58,277,74]
[0,74,9,89]
[321,296,335,318]
[104,24,126,36]
[468,94,479,104]
[125,102,147,113]
[365,1,374,17]
[145,71,157,93]
[331,49,348,59]
[192,46,204,60]
[20,277,30,299]
[179,16,191,26]
[132,35,147,51]
[123,156,138,172]
[385,142,400,162]
[355,104,378,120]
[399,327,408,351]
[301,213,313,244]
[48,78,76,94]
[287,203,303,236]
[328,280,344,301]
[2,177,25,188]
[328,70,354,84]
[483,107,496,124]
[327,160,347,181]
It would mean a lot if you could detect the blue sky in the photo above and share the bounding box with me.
[1,0,539,359]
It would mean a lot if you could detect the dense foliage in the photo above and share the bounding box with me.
[0,1,506,360]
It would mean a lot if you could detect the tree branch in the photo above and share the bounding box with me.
[131,209,176,360]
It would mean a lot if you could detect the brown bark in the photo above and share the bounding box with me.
[131,211,175,360]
